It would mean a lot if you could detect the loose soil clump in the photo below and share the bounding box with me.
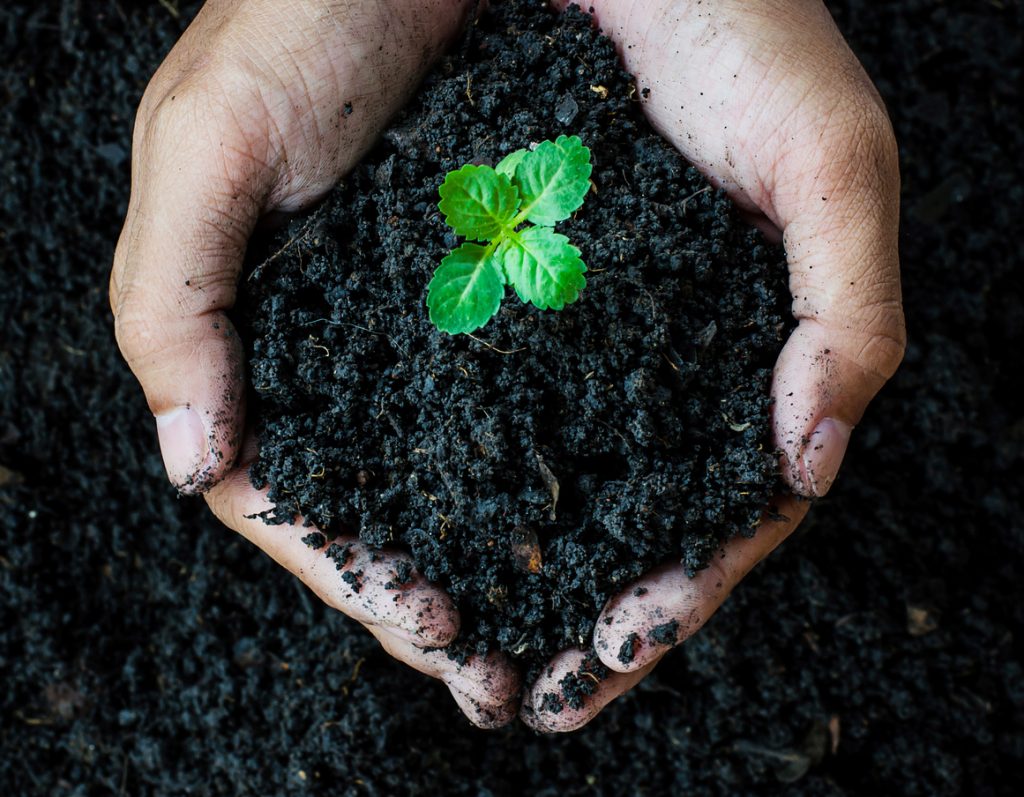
[241,1,790,672]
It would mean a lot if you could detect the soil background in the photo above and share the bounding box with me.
[1,1,1022,795]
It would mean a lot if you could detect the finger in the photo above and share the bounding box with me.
[202,438,520,726]
[110,84,274,494]
[367,627,521,730]
[521,649,657,733]
[593,495,810,673]
[771,153,904,499]
[766,68,905,495]
[204,465,460,648]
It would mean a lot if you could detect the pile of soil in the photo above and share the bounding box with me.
[240,1,789,671]
[2,0,1022,795]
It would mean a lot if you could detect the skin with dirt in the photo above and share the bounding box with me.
[240,2,790,677]
[1,0,1022,795]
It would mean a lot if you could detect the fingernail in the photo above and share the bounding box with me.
[155,406,210,493]
[801,417,853,497]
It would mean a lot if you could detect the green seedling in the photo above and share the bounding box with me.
[427,135,593,335]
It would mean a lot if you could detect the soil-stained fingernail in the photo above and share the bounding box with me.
[802,417,853,497]
[155,405,210,493]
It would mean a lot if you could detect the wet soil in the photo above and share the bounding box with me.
[1,0,1022,795]
[240,2,789,672]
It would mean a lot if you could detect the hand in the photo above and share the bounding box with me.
[109,0,519,729]
[523,0,905,731]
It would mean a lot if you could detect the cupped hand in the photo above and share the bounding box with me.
[109,0,519,728]
[524,0,906,732]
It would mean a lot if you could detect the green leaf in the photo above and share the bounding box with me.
[427,243,504,335]
[497,226,587,311]
[495,149,528,179]
[437,164,520,241]
[513,135,592,226]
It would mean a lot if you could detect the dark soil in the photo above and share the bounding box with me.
[2,0,1023,795]
[240,1,789,672]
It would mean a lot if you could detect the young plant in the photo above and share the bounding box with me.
[427,135,593,335]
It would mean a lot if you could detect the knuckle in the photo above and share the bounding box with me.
[108,253,125,315]
[831,276,906,380]
[854,103,899,186]
[113,301,187,368]
[112,303,161,363]
[827,99,900,192]
[859,98,898,158]
[855,312,907,381]
[133,81,163,142]
[135,71,206,152]
[146,82,216,149]
[141,72,266,176]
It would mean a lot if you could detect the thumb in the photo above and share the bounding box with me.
[771,108,906,498]
[110,91,272,494]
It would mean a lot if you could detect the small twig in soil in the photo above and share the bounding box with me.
[313,320,409,358]
[731,741,807,763]
[682,185,712,212]
[248,217,318,281]
[595,418,632,451]
[292,578,315,620]
[721,411,752,432]
[435,465,457,502]
[61,342,87,357]
[307,336,330,357]
[466,334,526,354]
[119,754,129,795]
[340,657,365,697]
[156,0,180,19]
